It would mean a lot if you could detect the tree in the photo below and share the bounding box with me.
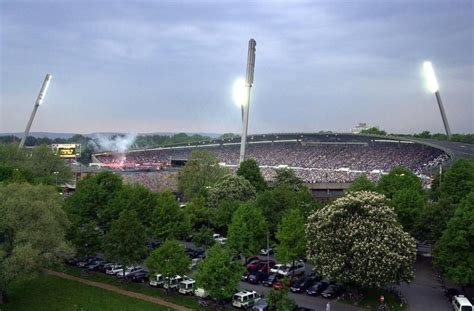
[391,188,425,235]
[207,174,256,208]
[227,203,268,259]
[275,209,306,267]
[103,209,148,277]
[360,127,387,136]
[434,192,474,285]
[145,240,190,292]
[0,183,72,304]
[64,172,123,253]
[435,159,474,205]
[306,191,416,288]
[273,168,306,193]
[347,175,377,192]
[177,151,228,200]
[210,199,240,235]
[185,195,211,230]
[377,166,423,199]
[192,227,215,248]
[152,191,191,241]
[237,159,267,192]
[267,284,296,311]
[194,245,245,304]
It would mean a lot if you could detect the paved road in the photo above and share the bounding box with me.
[399,257,451,311]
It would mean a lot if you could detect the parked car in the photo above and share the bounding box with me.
[252,298,269,311]
[306,279,330,296]
[270,263,287,274]
[149,274,164,287]
[246,256,261,266]
[194,287,209,299]
[273,276,298,290]
[213,233,227,245]
[232,290,261,309]
[242,272,251,282]
[290,275,319,293]
[77,256,100,268]
[262,273,280,287]
[452,295,473,311]
[86,259,106,271]
[256,261,276,274]
[98,262,116,273]
[117,266,143,278]
[279,261,305,277]
[444,288,460,301]
[128,270,148,283]
[178,279,196,295]
[189,258,202,270]
[105,265,123,275]
[248,271,268,284]
[320,284,344,299]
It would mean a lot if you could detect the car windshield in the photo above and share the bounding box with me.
[461,307,472,311]
[233,295,241,301]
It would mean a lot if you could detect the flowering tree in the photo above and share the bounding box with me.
[306,191,416,288]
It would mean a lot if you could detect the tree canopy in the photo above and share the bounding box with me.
[152,191,191,241]
[177,150,228,200]
[306,191,416,288]
[275,209,306,265]
[0,183,72,303]
[207,174,256,208]
[227,203,268,258]
[347,175,377,192]
[434,192,474,285]
[237,159,267,192]
[194,245,244,303]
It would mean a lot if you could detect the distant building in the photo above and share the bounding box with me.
[351,123,372,134]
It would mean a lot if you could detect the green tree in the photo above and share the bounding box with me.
[347,175,377,192]
[415,202,452,243]
[237,159,267,192]
[435,159,474,205]
[273,168,306,193]
[210,199,240,235]
[227,203,268,259]
[145,240,190,291]
[185,195,211,230]
[434,192,474,285]
[192,227,215,248]
[0,183,72,304]
[194,245,245,304]
[207,174,256,208]
[392,188,425,235]
[103,209,148,277]
[152,191,191,241]
[360,127,387,136]
[275,209,306,267]
[64,172,123,253]
[306,191,416,288]
[177,151,228,200]
[267,284,296,311]
[377,166,423,199]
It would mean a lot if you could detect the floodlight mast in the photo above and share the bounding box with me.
[19,74,52,149]
[423,61,451,140]
[239,39,256,164]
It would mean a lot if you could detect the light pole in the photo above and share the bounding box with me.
[237,39,256,164]
[422,61,451,140]
[19,74,52,149]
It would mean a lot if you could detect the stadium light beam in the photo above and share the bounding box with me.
[19,73,52,149]
[239,39,256,164]
[422,61,451,140]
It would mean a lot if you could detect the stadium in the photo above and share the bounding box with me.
[91,132,464,197]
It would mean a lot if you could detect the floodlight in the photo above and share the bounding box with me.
[233,78,247,107]
[423,61,439,93]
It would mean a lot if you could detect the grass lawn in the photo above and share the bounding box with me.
[2,274,173,311]
[340,287,407,311]
[54,265,213,310]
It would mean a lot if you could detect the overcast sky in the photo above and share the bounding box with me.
[1,0,472,135]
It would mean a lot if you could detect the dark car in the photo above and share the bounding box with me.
[98,262,116,273]
[444,288,460,301]
[262,273,279,287]
[77,256,100,268]
[245,256,261,266]
[320,284,344,299]
[128,270,148,283]
[242,272,250,282]
[291,275,317,293]
[248,271,268,284]
[306,279,330,296]
[86,259,106,271]
[257,261,276,274]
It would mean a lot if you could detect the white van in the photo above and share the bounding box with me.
[194,287,209,299]
[163,275,183,289]
[149,274,164,287]
[178,279,195,295]
[452,295,473,311]
[232,290,261,309]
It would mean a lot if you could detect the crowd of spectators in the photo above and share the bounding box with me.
[96,141,449,185]
[121,171,178,192]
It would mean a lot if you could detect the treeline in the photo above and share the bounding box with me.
[359,127,474,144]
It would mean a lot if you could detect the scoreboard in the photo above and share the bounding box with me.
[52,144,81,158]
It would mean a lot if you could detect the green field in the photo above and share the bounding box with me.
[2,274,173,311]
